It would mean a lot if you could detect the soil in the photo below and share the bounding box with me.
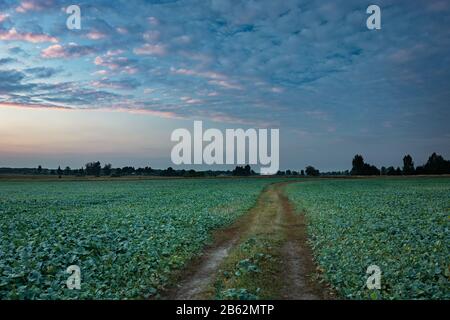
[165,182,333,300]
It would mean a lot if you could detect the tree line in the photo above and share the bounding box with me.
[28,163,235,178]
[275,152,450,176]
[349,152,450,176]
[0,152,448,178]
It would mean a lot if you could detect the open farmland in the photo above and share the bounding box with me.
[0,178,274,299]
[286,177,450,299]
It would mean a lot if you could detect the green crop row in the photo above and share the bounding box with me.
[287,177,450,299]
[0,178,273,299]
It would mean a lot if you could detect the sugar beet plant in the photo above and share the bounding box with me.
[0,179,271,299]
[287,178,450,299]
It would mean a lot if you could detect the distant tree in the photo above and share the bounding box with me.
[364,163,381,175]
[64,166,71,175]
[300,170,305,176]
[85,161,101,177]
[37,165,42,174]
[232,165,254,176]
[351,155,365,175]
[292,171,298,176]
[386,166,396,176]
[121,166,135,175]
[73,167,85,176]
[395,167,402,175]
[184,169,197,177]
[162,167,176,177]
[143,166,153,175]
[402,155,415,175]
[305,166,320,176]
[415,165,425,175]
[103,163,112,176]
[381,166,387,175]
[351,154,380,176]
[286,170,292,176]
[422,152,450,174]
[57,166,63,178]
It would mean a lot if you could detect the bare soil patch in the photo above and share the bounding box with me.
[277,185,333,299]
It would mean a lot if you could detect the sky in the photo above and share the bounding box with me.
[0,0,449,171]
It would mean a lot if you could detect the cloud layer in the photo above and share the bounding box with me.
[0,0,449,167]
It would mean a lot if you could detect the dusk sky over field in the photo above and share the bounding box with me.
[0,0,449,171]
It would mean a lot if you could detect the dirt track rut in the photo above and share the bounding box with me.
[170,182,330,300]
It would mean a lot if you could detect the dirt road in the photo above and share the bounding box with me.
[169,182,331,300]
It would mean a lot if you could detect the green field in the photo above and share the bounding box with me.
[0,178,272,299]
[1,177,449,300]
[287,178,450,299]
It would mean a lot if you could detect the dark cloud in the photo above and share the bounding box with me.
[24,66,60,78]
[0,0,448,135]
[8,46,29,56]
[0,57,17,65]
[92,78,141,90]
[0,69,34,93]
[41,43,99,59]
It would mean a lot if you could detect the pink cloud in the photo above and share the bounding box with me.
[144,88,156,94]
[207,111,272,126]
[171,67,226,80]
[0,102,179,120]
[186,99,202,104]
[16,0,54,13]
[100,106,180,119]
[143,30,160,42]
[147,17,159,26]
[41,43,95,59]
[0,102,72,111]
[270,87,284,93]
[171,67,243,91]
[94,56,104,65]
[41,44,66,58]
[106,49,124,56]
[0,14,9,23]
[133,44,166,56]
[91,81,123,90]
[116,27,128,35]
[0,28,57,43]
[94,56,137,74]
[86,31,107,40]
[92,70,108,76]
[208,79,243,90]
[122,66,138,75]
[174,35,191,44]
[180,96,203,104]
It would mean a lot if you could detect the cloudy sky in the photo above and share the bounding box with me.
[0,0,449,171]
